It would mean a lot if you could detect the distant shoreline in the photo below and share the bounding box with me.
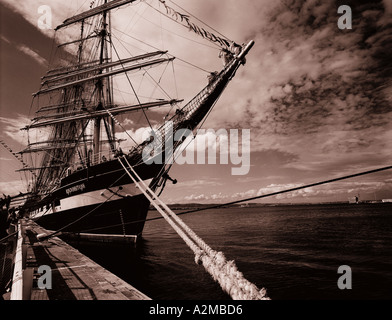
[149,200,392,211]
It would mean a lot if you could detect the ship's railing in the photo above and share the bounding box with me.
[65,150,115,174]
[126,81,217,157]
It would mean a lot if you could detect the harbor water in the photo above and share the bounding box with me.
[70,203,392,300]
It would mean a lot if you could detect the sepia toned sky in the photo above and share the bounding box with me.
[0,0,391,203]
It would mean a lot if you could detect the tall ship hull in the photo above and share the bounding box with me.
[28,159,162,239]
[15,0,254,241]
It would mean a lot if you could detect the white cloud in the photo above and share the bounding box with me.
[0,115,31,145]
[17,44,48,66]
[0,179,28,195]
[2,0,73,32]
[171,179,222,189]
[183,191,229,202]
[184,193,209,201]
[231,189,257,199]
[1,35,11,44]
[115,126,152,151]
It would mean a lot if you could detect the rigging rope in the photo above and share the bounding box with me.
[111,32,175,103]
[110,40,154,131]
[149,0,232,48]
[140,2,220,50]
[102,102,138,145]
[117,155,269,300]
[0,140,36,178]
[166,0,231,42]
[112,27,211,73]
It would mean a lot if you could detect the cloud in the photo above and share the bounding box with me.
[231,189,257,199]
[174,129,232,161]
[0,115,31,145]
[120,118,134,127]
[0,179,28,195]
[1,35,11,44]
[231,178,392,202]
[184,193,209,201]
[16,44,48,66]
[206,0,391,161]
[256,183,303,196]
[183,191,229,202]
[171,178,222,189]
[1,0,71,33]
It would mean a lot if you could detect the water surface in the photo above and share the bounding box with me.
[71,203,392,300]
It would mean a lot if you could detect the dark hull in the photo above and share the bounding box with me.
[28,155,165,240]
[33,194,150,237]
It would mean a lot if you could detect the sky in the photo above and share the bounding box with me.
[0,0,391,204]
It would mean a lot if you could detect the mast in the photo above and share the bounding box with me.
[93,0,108,165]
[107,8,116,150]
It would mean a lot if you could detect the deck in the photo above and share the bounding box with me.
[3,219,150,300]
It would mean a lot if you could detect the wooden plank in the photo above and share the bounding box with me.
[10,222,24,300]
[21,219,150,300]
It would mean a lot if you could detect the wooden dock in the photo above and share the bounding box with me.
[3,219,150,300]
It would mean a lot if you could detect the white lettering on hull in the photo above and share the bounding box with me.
[31,179,152,218]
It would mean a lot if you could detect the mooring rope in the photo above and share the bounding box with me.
[118,156,269,300]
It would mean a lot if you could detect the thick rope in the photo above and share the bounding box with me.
[118,156,269,300]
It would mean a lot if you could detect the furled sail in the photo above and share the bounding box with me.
[24,100,182,129]
[34,57,174,96]
[41,51,168,85]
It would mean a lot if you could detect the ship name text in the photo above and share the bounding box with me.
[66,183,86,195]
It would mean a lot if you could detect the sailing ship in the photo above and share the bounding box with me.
[17,0,254,241]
